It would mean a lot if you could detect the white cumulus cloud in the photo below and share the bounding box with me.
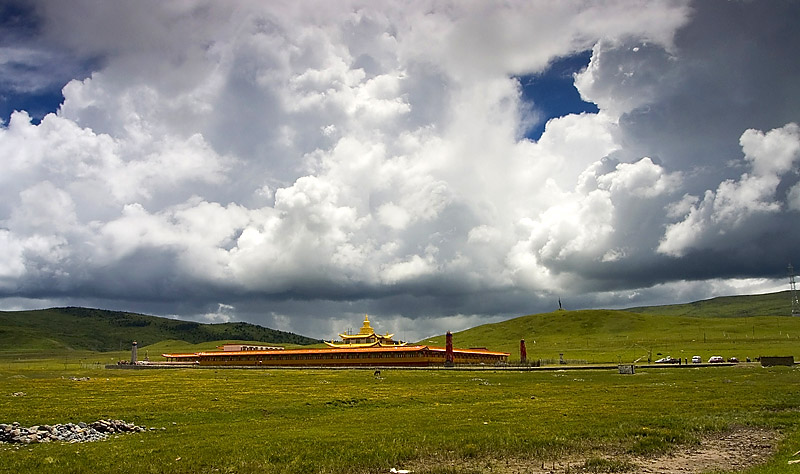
[1,0,798,337]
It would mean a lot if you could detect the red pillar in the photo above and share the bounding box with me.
[520,339,527,364]
[445,331,454,367]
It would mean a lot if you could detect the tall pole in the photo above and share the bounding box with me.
[790,264,800,317]
[520,339,527,364]
[445,332,454,367]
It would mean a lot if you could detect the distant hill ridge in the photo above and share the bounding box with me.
[417,291,800,360]
[0,306,321,352]
[624,290,792,318]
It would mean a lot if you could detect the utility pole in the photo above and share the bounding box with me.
[790,264,800,317]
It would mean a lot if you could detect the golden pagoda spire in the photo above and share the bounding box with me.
[359,314,373,334]
[324,314,406,348]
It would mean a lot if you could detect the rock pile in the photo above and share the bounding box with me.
[0,420,145,444]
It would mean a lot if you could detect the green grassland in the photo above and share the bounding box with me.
[1,364,799,473]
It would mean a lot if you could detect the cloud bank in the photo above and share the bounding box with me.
[1,0,798,340]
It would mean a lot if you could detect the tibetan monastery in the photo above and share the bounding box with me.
[324,314,406,348]
[162,316,509,367]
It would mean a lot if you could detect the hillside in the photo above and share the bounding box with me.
[0,307,320,352]
[625,290,793,317]
[417,291,800,363]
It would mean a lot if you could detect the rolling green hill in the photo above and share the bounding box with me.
[625,290,793,317]
[0,307,321,352]
[418,291,800,363]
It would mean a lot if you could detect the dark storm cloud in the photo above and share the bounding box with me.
[611,0,800,190]
[552,0,800,295]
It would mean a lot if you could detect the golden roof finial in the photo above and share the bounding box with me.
[358,314,373,334]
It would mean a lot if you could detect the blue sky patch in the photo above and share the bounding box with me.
[0,1,97,125]
[0,88,65,125]
[517,50,599,141]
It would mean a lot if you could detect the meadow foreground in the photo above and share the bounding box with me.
[1,361,799,473]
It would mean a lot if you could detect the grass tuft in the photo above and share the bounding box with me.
[582,457,636,472]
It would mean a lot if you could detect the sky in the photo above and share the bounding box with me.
[1,0,799,342]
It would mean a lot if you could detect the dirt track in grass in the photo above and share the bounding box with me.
[632,427,777,473]
[404,426,780,473]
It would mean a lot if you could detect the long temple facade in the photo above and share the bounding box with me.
[163,345,507,367]
[162,316,509,367]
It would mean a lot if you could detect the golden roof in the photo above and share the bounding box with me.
[339,314,395,340]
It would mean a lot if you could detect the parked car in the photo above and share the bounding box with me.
[727,357,739,363]
[655,356,680,364]
[692,356,702,363]
[708,355,724,363]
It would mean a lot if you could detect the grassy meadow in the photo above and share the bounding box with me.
[1,360,800,474]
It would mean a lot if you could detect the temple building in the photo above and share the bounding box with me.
[161,315,509,367]
[162,345,508,367]
[324,314,406,348]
